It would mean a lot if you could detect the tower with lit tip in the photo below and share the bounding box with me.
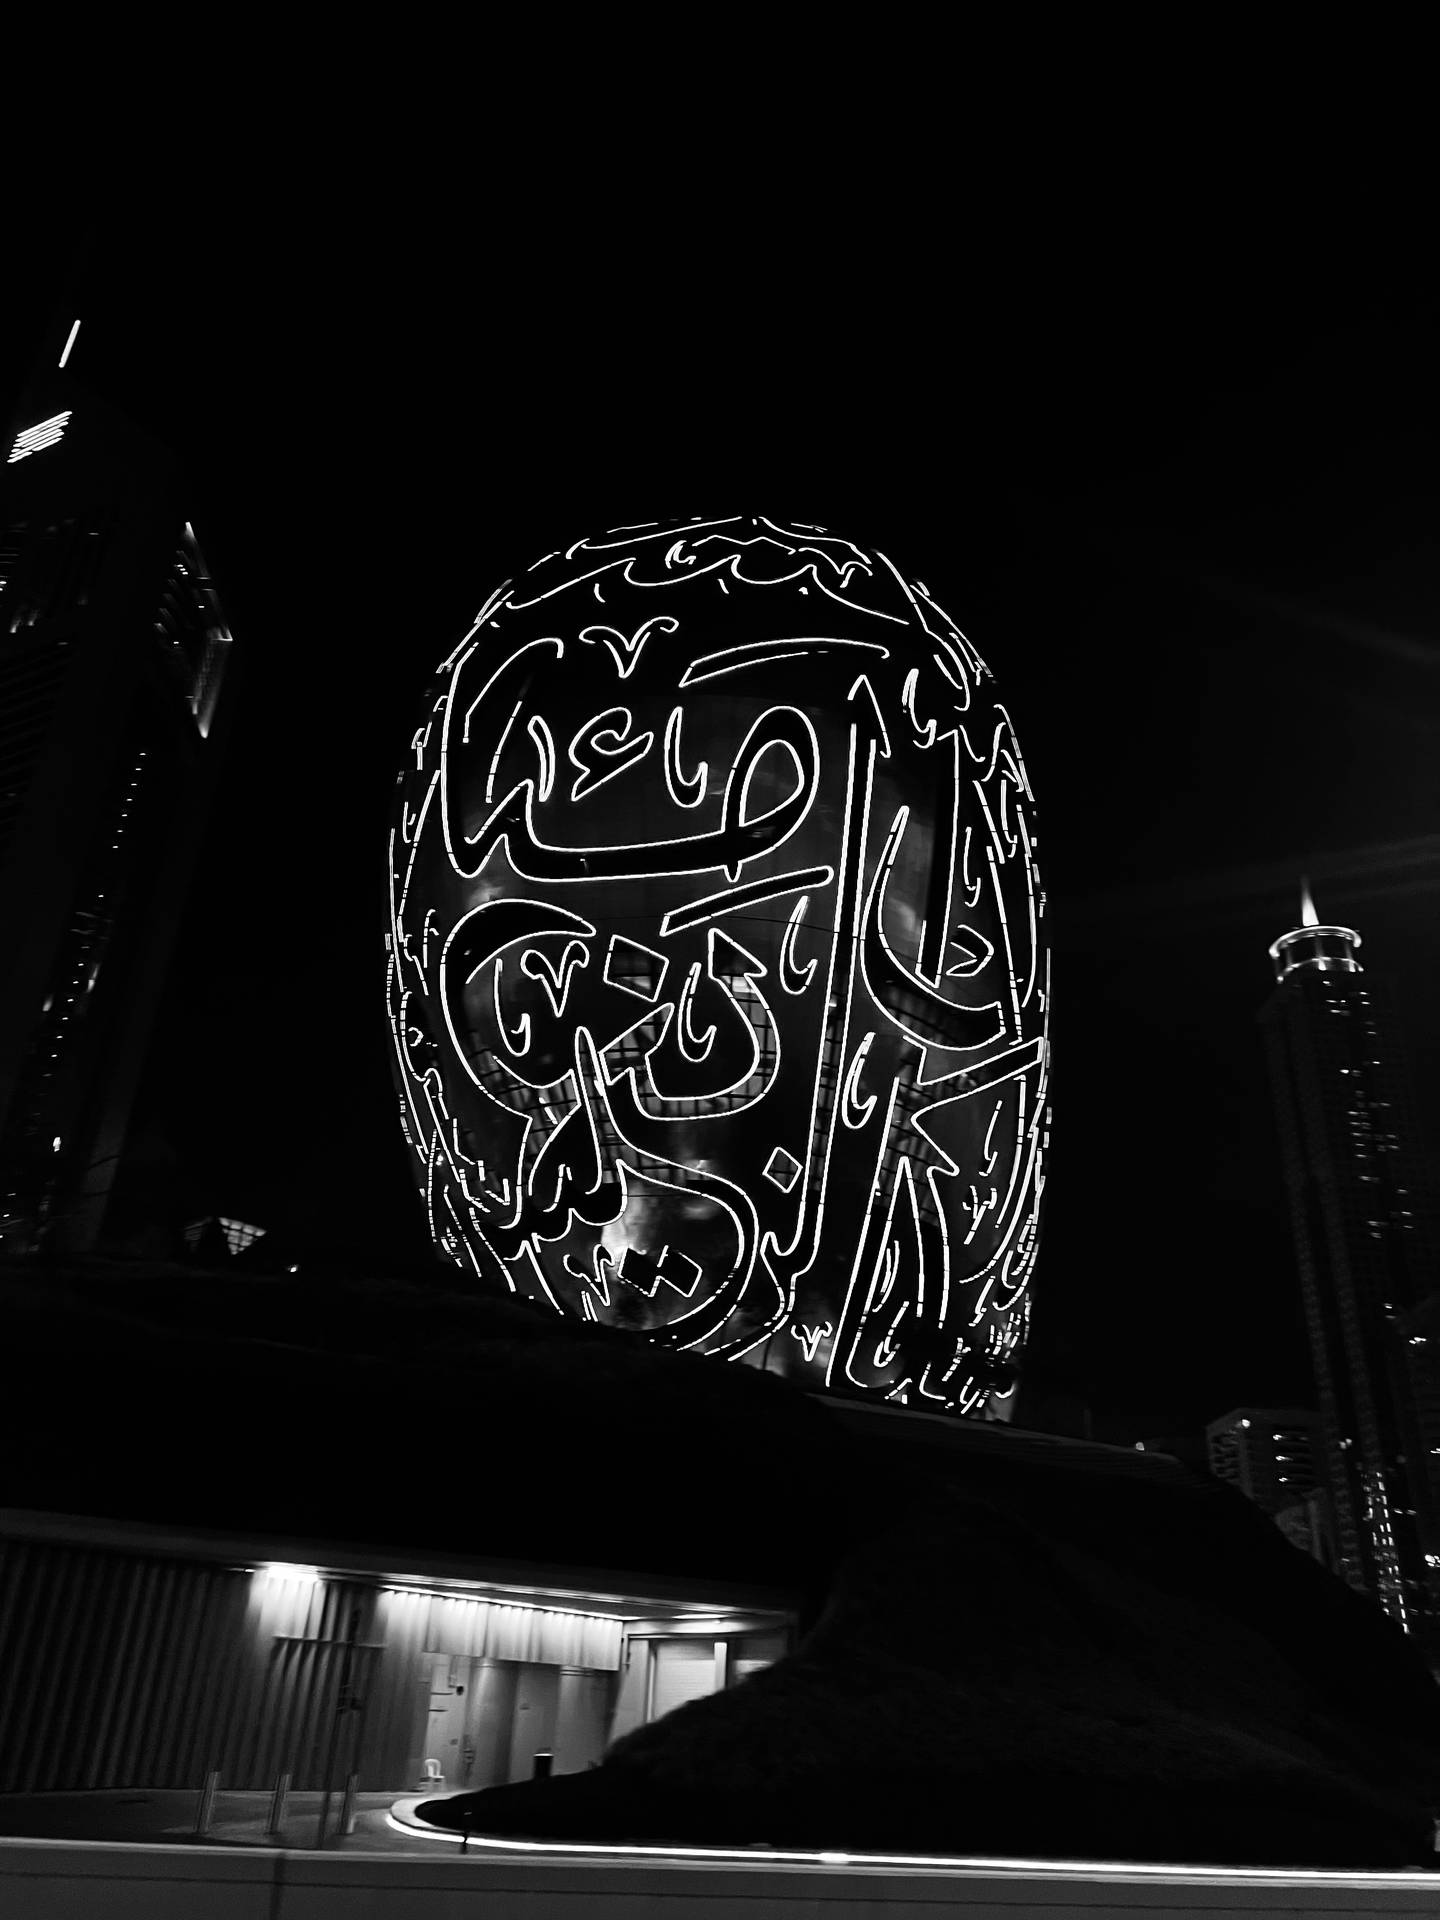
[1259,884,1440,1652]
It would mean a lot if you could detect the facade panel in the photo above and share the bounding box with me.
[0,1541,249,1792]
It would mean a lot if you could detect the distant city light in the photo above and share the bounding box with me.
[51,1136,60,1153]
[58,318,81,369]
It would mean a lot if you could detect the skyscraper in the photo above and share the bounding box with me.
[0,309,234,1254]
[1258,886,1440,1650]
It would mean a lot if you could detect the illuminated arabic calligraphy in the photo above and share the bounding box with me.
[386,516,1049,1414]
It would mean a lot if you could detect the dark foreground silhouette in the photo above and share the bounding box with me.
[418,1462,1440,1869]
[6,1256,1439,1867]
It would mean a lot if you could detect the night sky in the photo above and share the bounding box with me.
[10,208,1440,1442]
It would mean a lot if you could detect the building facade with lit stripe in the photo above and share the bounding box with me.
[0,1510,792,1798]
[1258,890,1440,1652]
[0,315,232,1253]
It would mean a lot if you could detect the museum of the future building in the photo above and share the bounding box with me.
[385,514,1051,1420]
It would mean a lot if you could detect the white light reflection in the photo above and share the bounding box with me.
[382,1806,1440,1887]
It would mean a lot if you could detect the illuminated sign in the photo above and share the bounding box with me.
[7,410,72,463]
[386,517,1050,1413]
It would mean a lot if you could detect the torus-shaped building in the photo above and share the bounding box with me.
[386,517,1050,1417]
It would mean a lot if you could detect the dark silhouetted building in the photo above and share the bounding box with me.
[1271,1488,1340,1573]
[182,1215,267,1259]
[1205,1406,1319,1516]
[0,312,233,1254]
[1259,886,1440,1651]
[1205,1405,1336,1572]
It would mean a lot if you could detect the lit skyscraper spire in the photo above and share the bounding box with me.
[1268,883,1361,984]
[1259,887,1440,1658]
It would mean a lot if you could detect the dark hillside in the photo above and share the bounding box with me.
[5,1256,1439,1866]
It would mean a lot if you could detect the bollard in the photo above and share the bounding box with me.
[193,1767,221,1836]
[532,1750,553,1780]
[266,1770,291,1836]
[340,1770,360,1837]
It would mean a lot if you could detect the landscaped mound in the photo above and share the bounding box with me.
[418,1465,1440,1868]
[5,1254,1439,1866]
